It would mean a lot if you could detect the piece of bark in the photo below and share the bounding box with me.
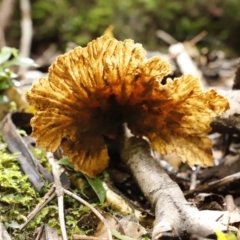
[117,126,225,239]
[35,224,63,240]
[0,113,53,191]
[0,221,11,240]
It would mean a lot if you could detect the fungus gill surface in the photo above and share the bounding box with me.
[26,35,229,177]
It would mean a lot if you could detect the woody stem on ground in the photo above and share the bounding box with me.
[117,124,226,239]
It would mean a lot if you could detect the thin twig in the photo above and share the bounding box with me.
[187,30,207,49]
[64,189,113,240]
[19,185,56,230]
[27,184,55,218]
[189,167,199,190]
[185,171,240,197]
[47,152,68,240]
[156,30,178,45]
[58,194,66,238]
[156,29,207,48]
[34,224,45,240]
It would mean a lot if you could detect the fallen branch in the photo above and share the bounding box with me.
[118,124,226,239]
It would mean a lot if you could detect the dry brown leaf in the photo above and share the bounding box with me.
[26,35,229,177]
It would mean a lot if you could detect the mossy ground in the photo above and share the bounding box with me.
[0,134,99,239]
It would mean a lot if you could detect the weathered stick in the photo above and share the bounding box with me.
[118,125,225,239]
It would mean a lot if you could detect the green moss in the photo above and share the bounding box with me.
[0,134,98,238]
[0,140,38,223]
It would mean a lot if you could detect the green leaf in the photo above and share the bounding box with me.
[216,230,237,240]
[57,157,74,169]
[111,229,136,240]
[1,56,38,69]
[11,48,18,58]
[141,237,151,240]
[12,57,38,67]
[0,69,11,80]
[0,78,13,91]
[0,95,9,103]
[0,47,13,65]
[17,129,27,136]
[5,221,21,229]
[85,175,106,203]
[1,193,16,204]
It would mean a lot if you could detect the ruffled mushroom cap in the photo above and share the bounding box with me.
[26,35,229,177]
